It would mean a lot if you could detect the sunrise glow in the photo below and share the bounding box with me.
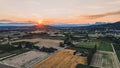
[35,19,43,27]
[38,19,43,24]
[0,0,120,24]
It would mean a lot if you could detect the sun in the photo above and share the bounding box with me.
[38,19,43,24]
[36,19,43,27]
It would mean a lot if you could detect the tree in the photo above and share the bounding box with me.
[64,32,72,44]
[59,42,64,47]
[86,34,90,40]
[7,35,11,45]
[94,45,97,53]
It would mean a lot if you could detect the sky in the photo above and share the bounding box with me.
[0,0,120,24]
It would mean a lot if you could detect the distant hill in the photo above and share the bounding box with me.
[94,22,108,25]
[77,21,120,31]
[1,20,120,31]
[90,21,120,29]
[50,24,91,27]
[0,20,56,31]
[49,22,109,28]
[0,23,36,26]
[0,21,37,31]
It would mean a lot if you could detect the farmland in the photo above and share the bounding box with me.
[103,36,120,62]
[90,51,120,68]
[1,51,49,68]
[33,49,87,68]
[0,27,120,68]
[2,38,63,49]
[0,44,30,59]
[76,64,97,68]
[75,38,113,52]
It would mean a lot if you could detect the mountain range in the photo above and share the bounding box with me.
[0,21,108,27]
[0,20,120,30]
[88,21,120,30]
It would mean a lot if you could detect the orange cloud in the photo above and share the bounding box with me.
[82,10,120,19]
[0,10,120,24]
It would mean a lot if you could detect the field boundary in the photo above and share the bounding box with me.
[111,43,120,67]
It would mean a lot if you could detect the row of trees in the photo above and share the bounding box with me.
[12,41,33,49]
[33,46,57,53]
[12,41,57,53]
[0,44,19,52]
[87,45,97,65]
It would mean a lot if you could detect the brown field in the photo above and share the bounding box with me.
[2,51,49,68]
[33,49,87,68]
[2,38,63,49]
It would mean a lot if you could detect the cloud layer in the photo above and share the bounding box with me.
[83,10,120,19]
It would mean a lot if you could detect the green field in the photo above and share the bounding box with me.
[0,44,30,59]
[88,34,103,37]
[116,50,120,61]
[0,52,11,58]
[112,43,120,62]
[76,64,97,68]
[75,38,113,52]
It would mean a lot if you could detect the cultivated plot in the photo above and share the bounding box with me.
[90,51,120,68]
[1,51,48,68]
[33,49,87,68]
[3,38,63,49]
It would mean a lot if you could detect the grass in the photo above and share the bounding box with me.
[0,44,30,59]
[75,38,113,52]
[102,53,109,58]
[49,36,65,40]
[66,47,90,55]
[75,42,96,48]
[88,34,103,37]
[0,52,11,58]
[76,64,97,68]
[113,43,120,62]
[10,48,30,55]
[96,41,113,51]
[116,50,120,61]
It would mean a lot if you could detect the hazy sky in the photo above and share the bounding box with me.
[0,0,120,24]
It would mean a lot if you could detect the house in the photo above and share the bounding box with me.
[74,51,87,57]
